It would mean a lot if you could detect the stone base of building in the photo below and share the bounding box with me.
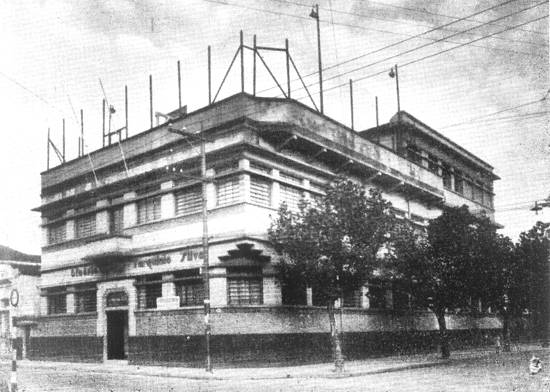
[24,329,500,366]
[28,337,103,363]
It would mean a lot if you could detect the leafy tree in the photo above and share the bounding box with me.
[514,221,550,344]
[268,179,395,371]
[391,205,504,358]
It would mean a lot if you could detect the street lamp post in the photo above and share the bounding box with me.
[389,64,401,114]
[168,124,212,372]
[310,4,323,114]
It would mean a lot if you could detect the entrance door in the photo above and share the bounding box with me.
[107,310,128,360]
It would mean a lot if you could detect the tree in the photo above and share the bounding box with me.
[268,179,395,372]
[391,205,504,358]
[515,221,550,345]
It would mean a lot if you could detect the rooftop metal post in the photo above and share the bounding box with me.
[310,4,323,113]
[46,128,50,170]
[149,74,153,129]
[375,96,379,126]
[349,79,354,130]
[80,109,84,155]
[208,46,212,105]
[125,85,128,138]
[240,30,244,93]
[285,39,291,98]
[102,99,106,147]
[177,60,182,109]
[253,35,257,96]
[62,118,65,163]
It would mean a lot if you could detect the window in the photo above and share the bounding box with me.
[216,176,241,207]
[250,176,271,207]
[74,284,97,313]
[406,144,422,165]
[453,170,464,194]
[483,190,493,208]
[441,164,452,190]
[227,267,263,305]
[136,274,162,309]
[137,196,161,224]
[110,206,124,234]
[343,289,362,308]
[367,284,386,309]
[472,184,483,204]
[174,269,204,307]
[46,287,67,315]
[48,222,66,245]
[463,179,473,199]
[175,186,202,216]
[279,184,302,211]
[75,213,96,239]
[106,291,128,308]
[427,154,439,174]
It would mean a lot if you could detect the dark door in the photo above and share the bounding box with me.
[107,311,128,359]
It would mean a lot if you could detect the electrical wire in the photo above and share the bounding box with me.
[271,0,547,48]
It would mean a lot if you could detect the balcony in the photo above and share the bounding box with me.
[78,234,133,268]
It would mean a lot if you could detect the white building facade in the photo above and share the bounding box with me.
[34,94,500,365]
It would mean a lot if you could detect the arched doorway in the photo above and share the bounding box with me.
[105,291,128,360]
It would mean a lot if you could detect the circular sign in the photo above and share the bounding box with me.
[9,289,19,307]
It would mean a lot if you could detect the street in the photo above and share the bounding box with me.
[0,350,548,391]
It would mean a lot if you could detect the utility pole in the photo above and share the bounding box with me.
[167,124,212,372]
[310,4,323,114]
[389,64,401,114]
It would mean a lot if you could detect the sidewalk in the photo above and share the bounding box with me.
[5,343,548,380]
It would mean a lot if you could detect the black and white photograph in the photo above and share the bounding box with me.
[0,0,548,390]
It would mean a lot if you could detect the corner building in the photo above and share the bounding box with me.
[34,93,500,365]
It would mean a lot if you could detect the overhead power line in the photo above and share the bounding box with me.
[440,96,549,129]
[205,0,540,62]
[272,0,547,48]
[367,0,546,36]
[293,14,548,102]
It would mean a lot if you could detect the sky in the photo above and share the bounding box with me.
[0,0,548,254]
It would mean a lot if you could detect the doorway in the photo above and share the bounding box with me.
[106,310,128,360]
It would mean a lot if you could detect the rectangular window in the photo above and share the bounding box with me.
[46,288,67,315]
[136,274,162,309]
[441,164,452,190]
[227,267,263,305]
[406,144,422,165]
[75,213,96,239]
[175,186,202,216]
[48,222,66,245]
[137,196,161,224]
[483,190,493,208]
[453,170,464,194]
[174,269,204,307]
[250,176,271,207]
[110,206,124,234]
[367,284,386,310]
[427,154,439,174]
[74,284,97,313]
[463,179,473,199]
[279,184,302,211]
[472,185,483,204]
[216,176,241,207]
[343,289,362,308]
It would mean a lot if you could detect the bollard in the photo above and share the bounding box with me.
[10,349,16,392]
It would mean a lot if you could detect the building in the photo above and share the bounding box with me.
[33,93,500,366]
[0,245,40,359]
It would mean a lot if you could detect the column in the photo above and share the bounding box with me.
[205,168,216,209]
[96,199,110,234]
[306,287,313,306]
[361,286,370,309]
[262,276,282,305]
[209,267,227,306]
[123,192,137,228]
[66,290,75,314]
[65,209,75,241]
[160,181,175,219]
[271,169,280,209]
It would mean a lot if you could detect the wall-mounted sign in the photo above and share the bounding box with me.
[9,289,19,307]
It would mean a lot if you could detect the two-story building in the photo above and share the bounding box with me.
[33,93,500,366]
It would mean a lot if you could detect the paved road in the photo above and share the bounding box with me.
[0,351,548,391]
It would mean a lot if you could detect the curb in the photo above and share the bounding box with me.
[5,346,548,381]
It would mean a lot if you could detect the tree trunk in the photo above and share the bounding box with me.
[502,310,511,352]
[436,310,450,359]
[328,301,344,372]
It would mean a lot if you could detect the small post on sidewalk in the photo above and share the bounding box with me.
[10,347,17,392]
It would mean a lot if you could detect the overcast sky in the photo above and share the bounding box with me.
[0,0,548,254]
